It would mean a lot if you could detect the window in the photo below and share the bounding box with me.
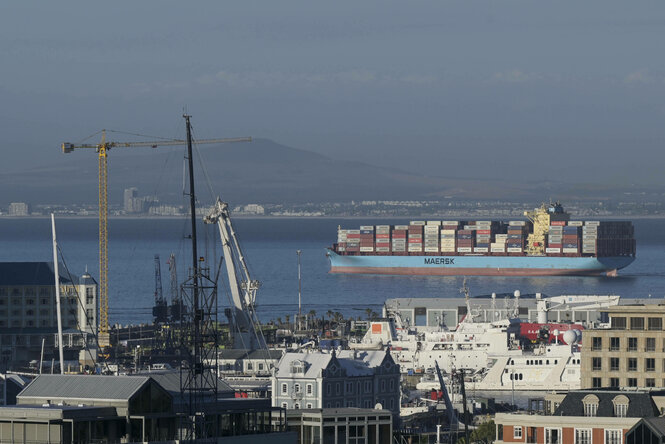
[380,380,386,392]
[294,383,301,393]
[390,379,394,390]
[258,363,264,371]
[247,362,253,371]
[646,358,656,372]
[612,317,626,329]
[335,383,340,395]
[591,337,602,351]
[26,299,34,305]
[306,403,312,409]
[647,337,656,351]
[613,395,629,417]
[610,377,619,387]
[610,357,620,371]
[649,317,663,330]
[85,287,94,304]
[575,429,591,444]
[646,378,656,388]
[605,429,622,444]
[610,337,620,351]
[306,384,312,395]
[281,402,287,409]
[628,358,637,372]
[345,381,353,393]
[592,377,602,388]
[630,317,645,330]
[514,425,524,439]
[281,383,287,394]
[365,381,371,392]
[583,395,599,417]
[86,309,93,325]
[628,337,638,351]
[294,403,300,409]
[592,357,602,371]
[326,384,331,396]
[628,378,637,387]
[545,428,561,444]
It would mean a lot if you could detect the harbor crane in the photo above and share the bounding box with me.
[61,130,251,344]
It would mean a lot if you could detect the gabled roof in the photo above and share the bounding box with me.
[554,389,664,418]
[134,370,234,396]
[219,348,283,360]
[0,262,78,286]
[631,416,665,439]
[18,375,151,403]
[275,350,391,379]
[275,352,332,379]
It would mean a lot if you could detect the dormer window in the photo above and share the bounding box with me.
[612,395,629,418]
[583,394,599,417]
[291,360,306,374]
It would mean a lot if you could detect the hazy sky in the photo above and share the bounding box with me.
[2,1,664,185]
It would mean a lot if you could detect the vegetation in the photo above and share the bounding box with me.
[456,420,495,444]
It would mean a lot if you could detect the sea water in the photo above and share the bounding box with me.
[0,217,664,325]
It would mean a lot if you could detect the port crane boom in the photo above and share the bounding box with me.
[204,198,266,350]
[61,131,251,343]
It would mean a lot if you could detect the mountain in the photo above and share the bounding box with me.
[1,138,546,206]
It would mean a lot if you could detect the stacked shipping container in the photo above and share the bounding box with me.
[334,219,635,258]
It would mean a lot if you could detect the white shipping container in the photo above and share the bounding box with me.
[376,247,390,252]
[585,221,600,226]
[568,221,584,226]
[347,230,360,235]
[441,229,456,234]
[360,226,374,231]
[408,234,422,239]
[507,247,523,252]
[442,221,459,225]
[424,247,439,252]
[474,247,489,253]
[491,247,506,253]
[394,225,409,230]
[359,247,374,252]
[463,225,477,230]
[440,234,455,239]
[457,247,472,253]
[410,221,426,226]
[441,248,456,253]
[509,221,526,226]
[337,247,346,252]
[546,248,561,253]
[376,225,390,230]
[562,248,579,253]
[426,220,441,226]
[495,234,508,239]
[408,248,423,252]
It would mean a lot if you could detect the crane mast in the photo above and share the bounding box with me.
[204,198,265,350]
[61,131,251,344]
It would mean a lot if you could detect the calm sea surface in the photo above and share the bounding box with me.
[1,217,664,325]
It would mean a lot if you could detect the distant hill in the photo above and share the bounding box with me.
[0,138,630,206]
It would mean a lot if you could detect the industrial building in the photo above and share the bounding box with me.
[286,407,392,444]
[0,262,97,370]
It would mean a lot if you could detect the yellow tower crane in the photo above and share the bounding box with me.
[62,130,251,345]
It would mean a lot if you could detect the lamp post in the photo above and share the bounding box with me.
[297,250,302,331]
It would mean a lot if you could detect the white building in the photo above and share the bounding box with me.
[7,202,29,216]
[271,350,400,416]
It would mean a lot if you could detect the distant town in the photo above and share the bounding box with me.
[2,187,665,218]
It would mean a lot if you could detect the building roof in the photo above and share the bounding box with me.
[275,350,390,379]
[631,417,665,439]
[0,262,79,286]
[134,370,234,397]
[18,374,151,403]
[554,389,664,418]
[219,348,283,360]
[0,404,118,421]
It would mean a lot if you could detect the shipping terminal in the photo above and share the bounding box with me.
[327,202,636,276]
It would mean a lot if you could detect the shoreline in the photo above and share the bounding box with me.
[1,214,664,220]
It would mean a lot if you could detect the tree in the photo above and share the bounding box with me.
[365,308,373,320]
[276,317,282,327]
[456,420,495,444]
[308,310,317,329]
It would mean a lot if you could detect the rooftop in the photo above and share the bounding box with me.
[0,262,80,286]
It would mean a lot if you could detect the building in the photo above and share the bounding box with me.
[0,374,295,443]
[218,348,283,376]
[0,263,97,370]
[626,417,665,443]
[582,304,665,389]
[494,388,665,444]
[271,350,400,416]
[123,187,138,213]
[286,408,392,444]
[7,203,29,216]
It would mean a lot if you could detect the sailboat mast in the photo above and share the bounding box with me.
[51,214,65,375]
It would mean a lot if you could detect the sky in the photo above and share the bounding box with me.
[1,1,664,188]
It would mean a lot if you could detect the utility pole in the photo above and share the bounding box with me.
[297,250,302,330]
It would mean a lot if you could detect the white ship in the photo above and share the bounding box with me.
[352,288,619,391]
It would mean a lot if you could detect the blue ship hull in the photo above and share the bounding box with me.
[326,249,635,276]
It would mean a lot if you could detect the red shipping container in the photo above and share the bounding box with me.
[408,238,423,243]
[551,221,566,226]
[548,243,562,248]
[477,230,491,235]
[347,234,360,239]
[376,234,390,239]
[392,234,406,239]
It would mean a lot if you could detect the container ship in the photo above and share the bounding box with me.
[327,202,636,276]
